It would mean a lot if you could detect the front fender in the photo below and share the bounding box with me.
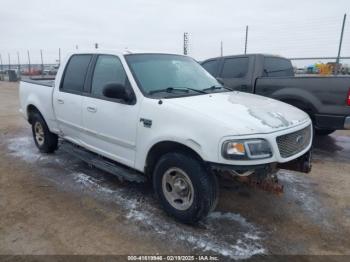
[134,135,213,172]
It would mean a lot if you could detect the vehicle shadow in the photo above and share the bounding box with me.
[312,133,350,162]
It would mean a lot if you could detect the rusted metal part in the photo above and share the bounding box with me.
[236,173,284,194]
[215,163,284,194]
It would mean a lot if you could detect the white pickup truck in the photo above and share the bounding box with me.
[19,50,313,223]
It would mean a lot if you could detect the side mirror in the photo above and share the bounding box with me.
[102,83,130,101]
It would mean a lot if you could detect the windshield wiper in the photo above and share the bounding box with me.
[202,85,232,92]
[149,87,189,95]
[185,87,207,94]
[149,87,207,95]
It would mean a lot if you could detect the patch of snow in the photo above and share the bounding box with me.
[244,233,261,241]
[278,170,303,183]
[278,170,319,213]
[70,172,266,259]
[278,170,332,228]
[208,212,254,228]
[6,136,49,163]
[5,135,266,259]
[74,172,96,187]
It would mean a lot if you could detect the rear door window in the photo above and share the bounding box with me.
[202,59,219,76]
[61,54,92,93]
[220,57,249,78]
[263,57,294,77]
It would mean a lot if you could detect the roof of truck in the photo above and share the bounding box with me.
[67,49,185,56]
[201,53,287,62]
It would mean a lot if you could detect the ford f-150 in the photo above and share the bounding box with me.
[20,50,313,223]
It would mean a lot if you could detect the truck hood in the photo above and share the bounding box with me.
[167,91,309,135]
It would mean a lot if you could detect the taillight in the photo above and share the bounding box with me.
[348,89,350,106]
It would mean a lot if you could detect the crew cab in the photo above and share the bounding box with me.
[20,50,313,223]
[201,54,350,136]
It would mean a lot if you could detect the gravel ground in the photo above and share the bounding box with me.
[0,81,349,260]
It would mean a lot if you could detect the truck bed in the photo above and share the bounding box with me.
[19,78,59,133]
[255,76,350,115]
[21,77,55,87]
[255,76,350,129]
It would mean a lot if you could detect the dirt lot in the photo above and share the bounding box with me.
[0,81,350,260]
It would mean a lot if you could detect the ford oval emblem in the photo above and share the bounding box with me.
[296,135,304,144]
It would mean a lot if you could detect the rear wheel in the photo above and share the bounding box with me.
[315,129,335,136]
[153,152,218,224]
[31,113,58,153]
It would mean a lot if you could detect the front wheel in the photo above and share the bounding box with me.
[153,152,218,224]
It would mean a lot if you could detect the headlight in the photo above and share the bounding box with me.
[222,139,272,160]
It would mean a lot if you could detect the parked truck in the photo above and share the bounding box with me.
[201,54,350,136]
[20,50,312,223]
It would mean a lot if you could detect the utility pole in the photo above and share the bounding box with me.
[0,54,3,80]
[0,54,3,72]
[244,25,249,54]
[220,41,223,56]
[27,50,31,75]
[40,49,44,75]
[17,52,21,77]
[58,48,61,66]
[183,32,189,55]
[335,14,347,75]
[8,53,11,70]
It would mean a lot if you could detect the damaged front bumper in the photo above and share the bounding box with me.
[209,150,312,194]
[209,149,312,175]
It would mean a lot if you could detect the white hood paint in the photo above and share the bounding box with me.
[167,91,309,135]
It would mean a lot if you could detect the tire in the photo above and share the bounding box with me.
[153,152,218,224]
[315,129,335,136]
[31,113,58,153]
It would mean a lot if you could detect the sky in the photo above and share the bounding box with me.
[0,0,349,66]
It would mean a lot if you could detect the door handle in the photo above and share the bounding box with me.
[57,99,64,104]
[87,106,97,113]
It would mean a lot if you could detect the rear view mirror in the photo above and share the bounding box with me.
[103,83,130,101]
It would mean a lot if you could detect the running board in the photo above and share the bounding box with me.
[61,142,146,183]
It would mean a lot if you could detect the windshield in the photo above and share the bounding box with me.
[125,54,225,98]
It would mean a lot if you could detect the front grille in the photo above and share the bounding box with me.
[276,125,311,158]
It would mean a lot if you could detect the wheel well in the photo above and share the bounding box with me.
[27,105,41,124]
[145,141,203,177]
